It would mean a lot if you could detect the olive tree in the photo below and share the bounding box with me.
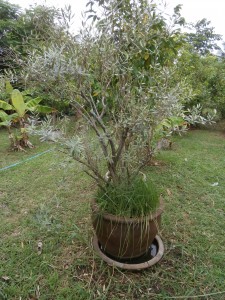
[22,0,192,188]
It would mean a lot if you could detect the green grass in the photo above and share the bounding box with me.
[95,177,159,217]
[0,127,225,299]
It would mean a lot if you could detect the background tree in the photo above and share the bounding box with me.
[185,18,222,55]
[0,2,75,111]
[0,0,21,72]
[0,1,74,74]
[175,16,225,118]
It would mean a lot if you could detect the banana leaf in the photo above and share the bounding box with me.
[0,110,19,122]
[11,89,26,117]
[35,105,53,113]
[0,110,9,121]
[0,100,12,110]
[25,97,43,110]
[0,120,11,127]
[5,81,13,94]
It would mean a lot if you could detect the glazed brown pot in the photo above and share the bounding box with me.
[91,199,163,259]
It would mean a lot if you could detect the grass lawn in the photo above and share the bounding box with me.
[0,126,225,299]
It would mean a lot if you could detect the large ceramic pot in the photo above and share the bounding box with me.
[91,199,163,259]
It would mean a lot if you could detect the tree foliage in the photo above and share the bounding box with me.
[0,1,73,75]
[1,0,224,165]
[0,0,20,71]
[177,39,225,117]
[185,18,222,55]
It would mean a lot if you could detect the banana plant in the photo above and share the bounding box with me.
[0,87,53,151]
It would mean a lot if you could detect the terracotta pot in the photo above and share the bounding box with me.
[91,199,163,259]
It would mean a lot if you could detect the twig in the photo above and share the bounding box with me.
[74,156,107,185]
[114,127,129,167]
[161,290,225,299]
[88,108,116,161]
[71,100,109,160]
[84,170,107,191]
[88,251,96,288]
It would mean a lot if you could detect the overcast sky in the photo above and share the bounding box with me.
[8,0,225,39]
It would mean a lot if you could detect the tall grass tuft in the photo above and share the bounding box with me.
[95,177,159,217]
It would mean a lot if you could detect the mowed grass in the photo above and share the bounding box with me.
[0,126,225,299]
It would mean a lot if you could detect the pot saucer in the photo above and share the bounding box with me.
[93,234,164,270]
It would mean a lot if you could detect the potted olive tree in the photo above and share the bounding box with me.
[22,0,187,260]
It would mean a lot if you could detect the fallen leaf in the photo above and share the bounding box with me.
[36,285,40,299]
[1,276,10,282]
[166,189,172,196]
[37,241,43,255]
[63,263,69,269]
[28,296,38,300]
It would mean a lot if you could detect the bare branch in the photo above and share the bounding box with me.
[84,170,107,191]
[114,127,129,167]
[99,79,111,118]
[71,98,110,160]
[73,155,107,185]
